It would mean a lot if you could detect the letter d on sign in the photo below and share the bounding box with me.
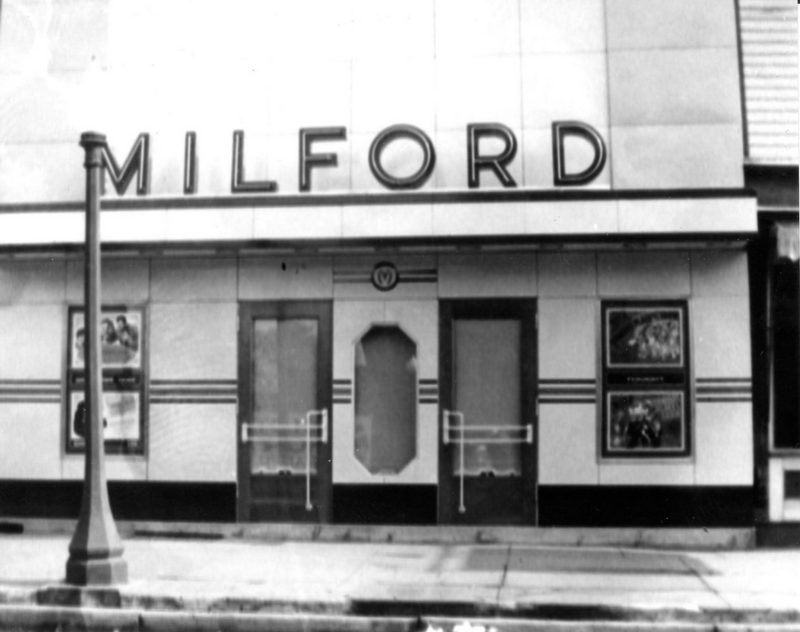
[551,121,607,187]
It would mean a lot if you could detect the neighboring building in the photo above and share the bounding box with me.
[0,1,760,527]
[738,0,800,544]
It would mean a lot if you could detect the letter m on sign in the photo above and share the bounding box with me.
[101,133,150,195]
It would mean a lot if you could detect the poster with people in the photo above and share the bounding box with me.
[606,307,684,368]
[70,309,142,370]
[606,392,685,453]
[68,390,142,448]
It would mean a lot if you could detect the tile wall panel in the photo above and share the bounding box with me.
[148,404,236,482]
[692,296,752,379]
[538,299,596,379]
[149,302,237,380]
[66,258,149,304]
[435,0,520,58]
[520,0,606,54]
[538,404,599,484]
[238,257,333,300]
[606,0,737,50]
[150,258,237,302]
[611,124,745,190]
[598,251,691,297]
[694,402,753,486]
[690,250,750,297]
[0,304,64,379]
[0,260,65,304]
[0,403,61,479]
[438,253,536,298]
[537,253,597,297]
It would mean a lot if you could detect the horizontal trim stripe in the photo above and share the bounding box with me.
[539,388,596,396]
[539,379,595,384]
[0,396,61,404]
[151,379,237,385]
[0,188,757,215]
[333,379,352,385]
[418,387,439,395]
[539,397,596,404]
[696,397,752,403]
[0,379,60,385]
[150,397,236,404]
[419,379,438,385]
[333,399,352,405]
[419,398,439,404]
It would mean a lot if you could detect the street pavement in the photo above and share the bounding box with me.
[1,534,800,630]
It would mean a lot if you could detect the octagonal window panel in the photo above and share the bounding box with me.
[354,325,417,474]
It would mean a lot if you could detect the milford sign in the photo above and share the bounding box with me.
[100,121,607,196]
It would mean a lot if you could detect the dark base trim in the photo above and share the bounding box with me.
[756,523,800,548]
[333,485,437,525]
[538,486,754,527]
[0,481,236,522]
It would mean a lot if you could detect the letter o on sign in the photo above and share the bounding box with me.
[369,124,436,190]
[371,262,399,292]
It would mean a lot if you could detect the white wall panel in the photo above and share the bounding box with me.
[150,258,236,303]
[0,139,84,204]
[351,0,435,60]
[598,252,691,297]
[253,207,343,240]
[538,299,596,380]
[521,53,608,129]
[432,202,526,237]
[618,198,756,234]
[608,49,741,127]
[66,258,149,304]
[148,404,236,482]
[690,250,750,297]
[611,124,745,189]
[599,463,694,486]
[351,59,436,134]
[342,203,434,237]
[0,304,63,379]
[520,0,606,53]
[435,0,520,58]
[63,455,147,481]
[0,403,60,479]
[606,0,737,50]
[692,297,752,378]
[0,260,65,304]
[438,253,536,298]
[436,57,522,131]
[538,403,598,484]
[150,302,237,380]
[538,253,596,297]
[694,403,753,486]
[238,257,333,300]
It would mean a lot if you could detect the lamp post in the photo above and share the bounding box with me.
[65,132,127,586]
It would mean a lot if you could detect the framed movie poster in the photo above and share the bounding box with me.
[606,307,684,368]
[601,301,690,458]
[70,308,142,370]
[66,305,147,455]
[606,392,685,454]
[67,390,143,452]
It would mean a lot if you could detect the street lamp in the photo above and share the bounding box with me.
[65,132,128,586]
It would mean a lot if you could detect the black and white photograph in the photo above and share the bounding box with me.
[0,0,798,629]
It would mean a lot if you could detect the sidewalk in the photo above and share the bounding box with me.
[1,533,799,629]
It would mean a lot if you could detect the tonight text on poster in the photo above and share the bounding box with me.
[100,121,607,196]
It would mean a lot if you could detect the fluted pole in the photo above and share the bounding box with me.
[65,132,127,586]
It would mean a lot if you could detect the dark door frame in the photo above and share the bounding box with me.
[438,299,538,525]
[237,300,333,522]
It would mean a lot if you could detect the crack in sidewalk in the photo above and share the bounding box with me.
[679,555,734,610]
[494,545,512,604]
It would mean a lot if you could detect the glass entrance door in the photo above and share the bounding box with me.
[439,300,537,525]
[238,302,332,522]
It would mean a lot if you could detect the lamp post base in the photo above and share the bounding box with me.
[66,555,128,587]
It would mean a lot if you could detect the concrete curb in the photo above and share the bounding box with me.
[3,605,800,632]
[2,519,756,550]
[3,587,799,627]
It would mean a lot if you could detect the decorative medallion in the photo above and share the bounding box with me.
[371,261,399,292]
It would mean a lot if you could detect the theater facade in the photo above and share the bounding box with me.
[0,0,762,527]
